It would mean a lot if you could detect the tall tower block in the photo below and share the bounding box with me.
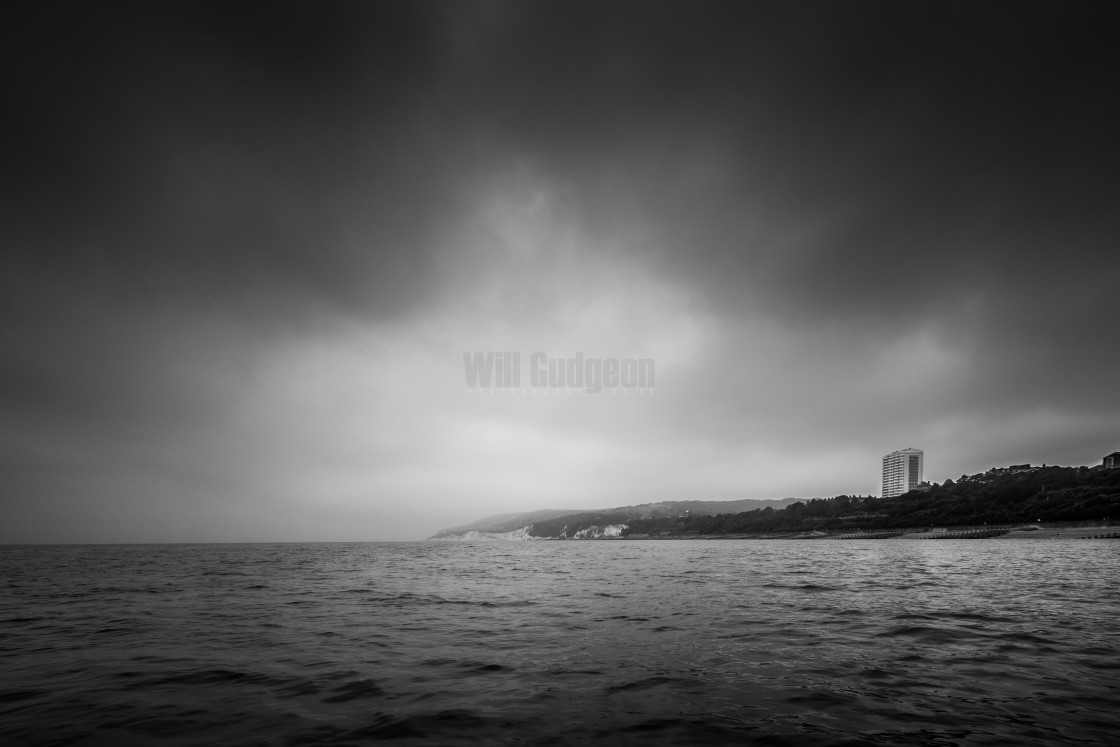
[882,448,924,498]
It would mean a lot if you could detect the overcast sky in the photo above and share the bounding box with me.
[3,1,1117,542]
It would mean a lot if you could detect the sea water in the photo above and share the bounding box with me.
[2,539,1118,745]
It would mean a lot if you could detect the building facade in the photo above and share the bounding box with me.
[882,448,924,498]
[1104,452,1120,469]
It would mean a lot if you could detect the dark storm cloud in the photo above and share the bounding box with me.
[414,1,1119,363]
[5,1,452,317]
[3,1,1117,540]
[460,1,1120,423]
[6,1,1116,320]
[2,1,458,450]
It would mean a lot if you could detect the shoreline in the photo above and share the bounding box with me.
[612,524,1120,541]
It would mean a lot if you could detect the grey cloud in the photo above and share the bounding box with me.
[7,1,1116,324]
[3,1,1118,540]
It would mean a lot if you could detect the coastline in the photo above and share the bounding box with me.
[965,525,1120,540]
[613,524,1120,541]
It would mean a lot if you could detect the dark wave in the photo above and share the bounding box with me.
[2,541,1118,745]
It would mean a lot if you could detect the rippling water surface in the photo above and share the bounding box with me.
[2,540,1118,745]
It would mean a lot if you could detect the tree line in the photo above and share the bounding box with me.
[528,466,1120,538]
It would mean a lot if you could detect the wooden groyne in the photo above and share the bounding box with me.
[917,528,1009,539]
[825,531,906,540]
[753,530,907,540]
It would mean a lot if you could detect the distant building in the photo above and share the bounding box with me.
[1104,452,1120,469]
[990,464,1036,475]
[882,448,924,498]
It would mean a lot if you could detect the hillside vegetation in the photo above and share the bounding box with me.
[430,498,799,539]
[619,466,1120,537]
